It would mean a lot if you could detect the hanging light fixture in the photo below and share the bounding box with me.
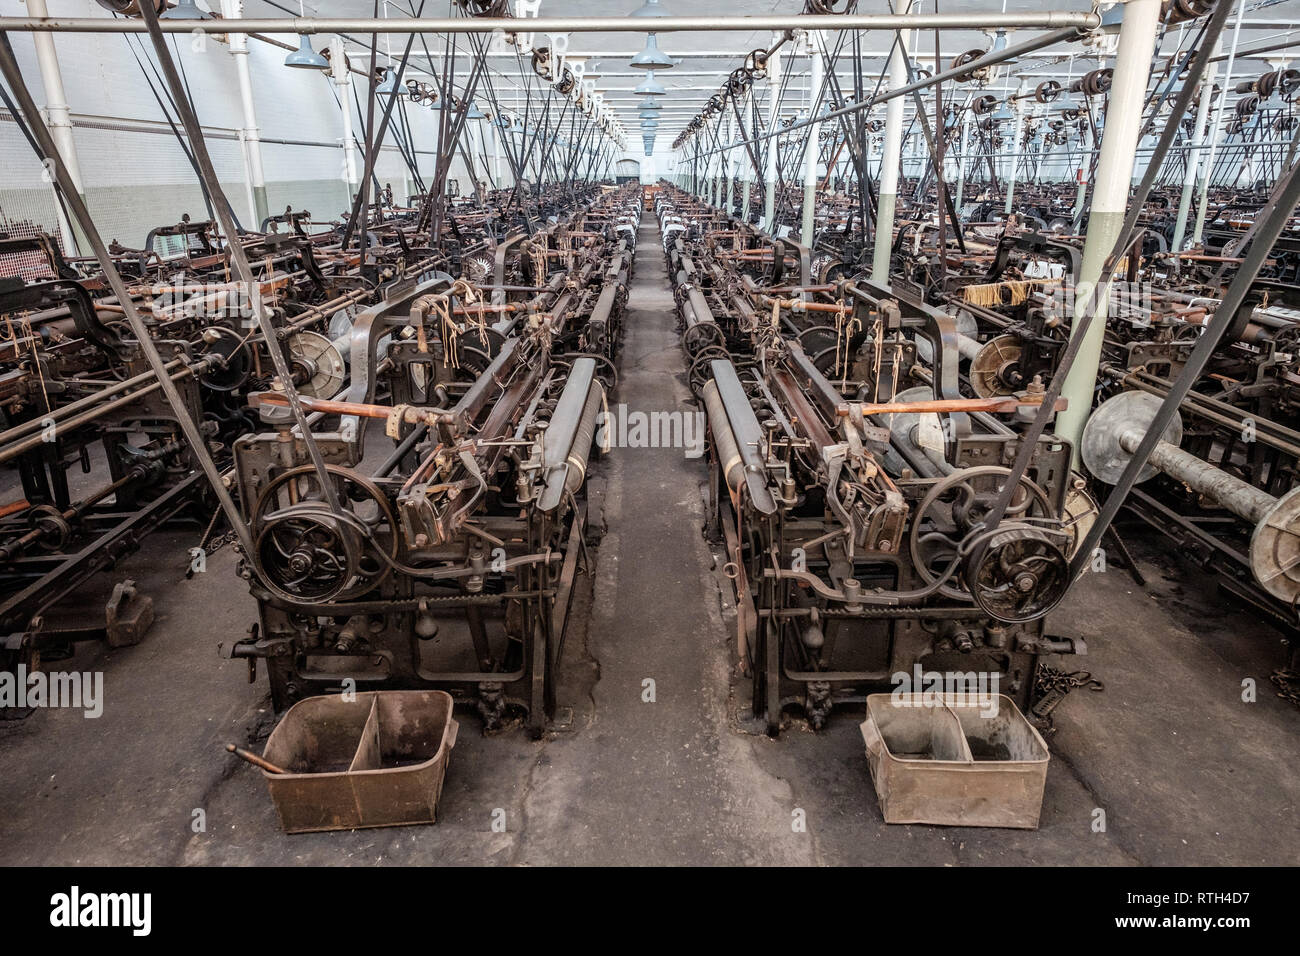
[161,0,213,19]
[634,71,668,96]
[281,0,325,67]
[466,100,487,120]
[991,100,1015,122]
[629,0,670,16]
[285,34,330,70]
[630,33,675,70]
[375,68,398,95]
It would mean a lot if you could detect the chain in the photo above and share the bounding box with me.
[204,529,239,556]
[1036,665,1105,694]
[184,510,239,579]
[1270,668,1300,707]
[1031,664,1104,727]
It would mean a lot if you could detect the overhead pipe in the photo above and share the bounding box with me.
[0,13,1103,35]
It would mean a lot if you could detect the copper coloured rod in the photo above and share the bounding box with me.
[846,396,1069,417]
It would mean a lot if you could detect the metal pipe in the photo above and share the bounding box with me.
[1053,0,1162,466]
[0,13,1101,35]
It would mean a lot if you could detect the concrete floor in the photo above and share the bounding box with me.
[1,219,1298,866]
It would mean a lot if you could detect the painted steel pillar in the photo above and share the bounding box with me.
[872,0,912,283]
[223,0,269,227]
[1055,0,1163,464]
[764,38,782,230]
[1195,0,1245,246]
[955,109,970,211]
[1004,93,1026,215]
[801,31,824,248]
[331,38,359,197]
[25,0,88,252]
[741,85,754,222]
[722,107,735,215]
[1071,120,1091,232]
[1172,44,1218,252]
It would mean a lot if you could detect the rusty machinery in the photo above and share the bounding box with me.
[224,186,640,735]
[656,186,1091,734]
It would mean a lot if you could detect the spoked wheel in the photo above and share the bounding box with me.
[970,334,1025,398]
[908,466,1053,602]
[251,465,397,604]
[689,345,731,396]
[683,321,725,358]
[552,351,619,390]
[963,524,1071,623]
[411,343,491,403]
[797,324,842,357]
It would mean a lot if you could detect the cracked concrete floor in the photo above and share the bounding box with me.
[1,219,1297,866]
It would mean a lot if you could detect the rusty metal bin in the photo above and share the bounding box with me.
[860,693,1049,829]
[260,690,459,834]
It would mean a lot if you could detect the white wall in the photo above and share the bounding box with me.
[0,0,443,254]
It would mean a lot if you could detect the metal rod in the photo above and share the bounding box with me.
[0,13,1101,35]
[688,25,1085,160]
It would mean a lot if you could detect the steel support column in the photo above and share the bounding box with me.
[872,0,912,283]
[1172,41,1218,252]
[764,39,781,230]
[223,0,269,226]
[801,31,823,248]
[1054,0,1162,464]
[331,38,359,193]
[23,0,87,253]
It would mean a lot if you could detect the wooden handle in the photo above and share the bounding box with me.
[226,743,288,775]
